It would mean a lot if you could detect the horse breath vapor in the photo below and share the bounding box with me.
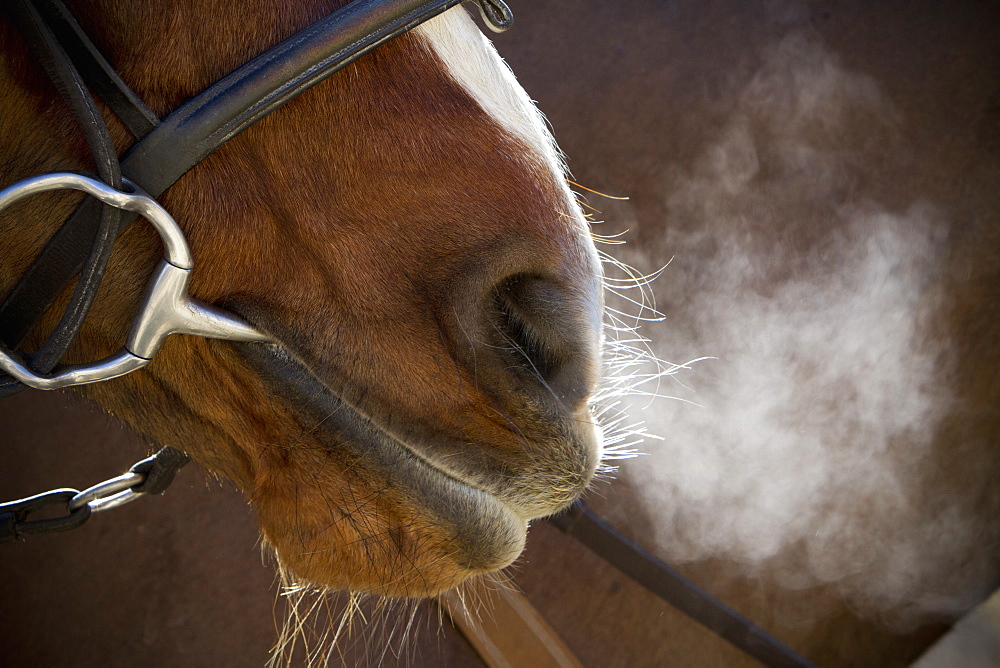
[602,28,998,629]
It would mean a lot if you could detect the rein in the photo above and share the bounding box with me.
[0,2,813,666]
[0,446,189,542]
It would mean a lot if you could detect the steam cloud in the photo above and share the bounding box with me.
[600,29,992,627]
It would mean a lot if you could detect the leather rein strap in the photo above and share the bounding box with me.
[0,0,512,396]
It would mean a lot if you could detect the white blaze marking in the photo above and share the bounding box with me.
[415,8,604,462]
[414,7,569,183]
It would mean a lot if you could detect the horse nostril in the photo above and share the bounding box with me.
[495,288,557,382]
[491,275,600,410]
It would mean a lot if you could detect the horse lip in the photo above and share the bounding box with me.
[245,342,498,496]
[234,338,532,570]
[231,316,598,505]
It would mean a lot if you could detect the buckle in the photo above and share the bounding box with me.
[469,0,513,32]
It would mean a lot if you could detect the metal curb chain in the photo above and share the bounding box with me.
[0,446,189,543]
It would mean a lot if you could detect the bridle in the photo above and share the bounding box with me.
[0,3,813,666]
[0,0,512,394]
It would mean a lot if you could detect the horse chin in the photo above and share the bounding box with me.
[238,340,599,597]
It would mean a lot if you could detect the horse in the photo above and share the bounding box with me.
[0,0,609,662]
[4,0,999,666]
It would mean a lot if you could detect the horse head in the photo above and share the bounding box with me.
[0,0,604,595]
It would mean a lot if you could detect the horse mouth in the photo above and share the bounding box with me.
[235,337,600,594]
